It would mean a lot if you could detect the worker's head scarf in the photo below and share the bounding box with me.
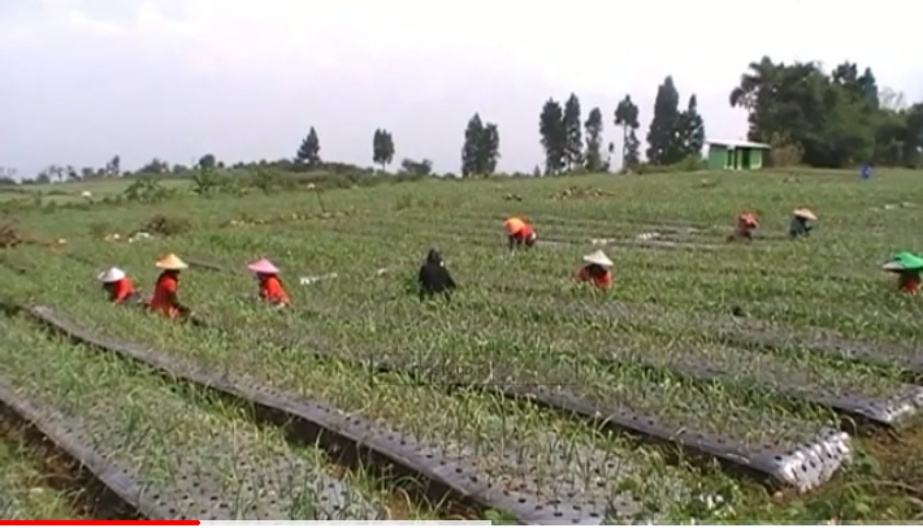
[425,249,444,267]
[504,217,526,235]
[738,212,758,228]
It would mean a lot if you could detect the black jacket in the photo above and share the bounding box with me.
[418,249,456,300]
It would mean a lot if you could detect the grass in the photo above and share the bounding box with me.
[0,168,922,520]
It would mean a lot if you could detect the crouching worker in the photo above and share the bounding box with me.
[418,248,456,302]
[504,216,537,250]
[97,267,140,304]
[882,251,923,294]
[247,258,290,307]
[575,250,613,290]
[728,212,759,242]
[790,208,817,239]
[148,253,192,320]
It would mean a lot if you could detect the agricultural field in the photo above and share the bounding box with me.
[1,168,923,522]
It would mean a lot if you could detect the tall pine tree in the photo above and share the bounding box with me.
[563,93,583,170]
[460,114,501,177]
[646,76,683,165]
[677,95,705,158]
[539,98,566,175]
[372,128,396,170]
[614,95,641,170]
[295,127,322,168]
[584,107,604,172]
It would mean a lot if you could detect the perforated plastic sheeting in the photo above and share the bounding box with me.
[504,384,852,492]
[26,305,618,524]
[640,355,923,428]
[0,377,174,519]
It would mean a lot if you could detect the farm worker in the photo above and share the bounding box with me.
[728,212,759,242]
[575,250,613,289]
[504,216,537,250]
[148,253,192,319]
[882,251,923,294]
[97,267,140,304]
[789,208,817,238]
[418,248,456,301]
[247,258,290,307]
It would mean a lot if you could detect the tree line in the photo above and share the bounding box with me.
[13,54,923,184]
[731,57,923,168]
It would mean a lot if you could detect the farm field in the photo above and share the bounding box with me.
[1,169,923,522]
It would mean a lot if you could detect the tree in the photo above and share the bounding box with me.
[676,95,706,158]
[539,98,566,175]
[295,127,322,168]
[584,107,605,172]
[372,129,396,171]
[460,114,501,177]
[646,76,684,165]
[461,114,484,177]
[614,95,641,170]
[729,56,923,168]
[400,158,433,177]
[563,93,583,170]
[106,155,120,177]
[198,153,216,170]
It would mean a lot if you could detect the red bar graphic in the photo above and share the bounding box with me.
[0,522,200,526]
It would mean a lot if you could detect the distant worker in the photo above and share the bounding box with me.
[418,248,456,302]
[504,216,537,250]
[97,267,140,304]
[883,252,923,294]
[789,208,817,239]
[247,258,290,307]
[575,250,613,290]
[728,212,759,242]
[148,253,192,320]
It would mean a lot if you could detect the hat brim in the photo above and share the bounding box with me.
[793,209,817,221]
[248,265,280,274]
[883,261,923,272]
[583,256,613,267]
[155,262,189,270]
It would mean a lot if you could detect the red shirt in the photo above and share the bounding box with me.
[575,266,613,289]
[899,272,921,294]
[148,272,180,318]
[111,277,136,303]
[513,224,535,240]
[259,275,290,305]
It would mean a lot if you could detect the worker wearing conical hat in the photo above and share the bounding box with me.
[97,267,140,304]
[575,250,613,289]
[790,208,817,239]
[504,216,537,250]
[882,251,923,294]
[148,253,191,319]
[728,212,759,242]
[247,258,290,307]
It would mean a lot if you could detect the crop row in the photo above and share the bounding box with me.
[12,298,673,524]
[0,314,381,520]
[40,247,858,491]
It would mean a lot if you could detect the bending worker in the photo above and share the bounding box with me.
[97,267,140,304]
[728,212,759,242]
[575,249,613,290]
[790,208,817,238]
[247,258,290,307]
[504,216,537,250]
[148,253,192,319]
[883,251,923,294]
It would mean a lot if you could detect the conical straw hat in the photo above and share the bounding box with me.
[504,217,525,234]
[155,253,189,270]
[793,208,817,221]
[97,267,126,283]
[583,250,613,267]
[883,251,923,272]
[247,258,280,275]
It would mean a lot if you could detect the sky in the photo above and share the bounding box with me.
[1,0,922,178]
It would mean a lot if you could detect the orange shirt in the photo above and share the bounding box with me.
[148,272,180,318]
[111,278,136,303]
[260,275,290,305]
[575,266,613,289]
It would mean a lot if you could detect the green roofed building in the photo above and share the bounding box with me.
[706,139,771,171]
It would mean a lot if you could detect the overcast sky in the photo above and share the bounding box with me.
[1,0,921,177]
